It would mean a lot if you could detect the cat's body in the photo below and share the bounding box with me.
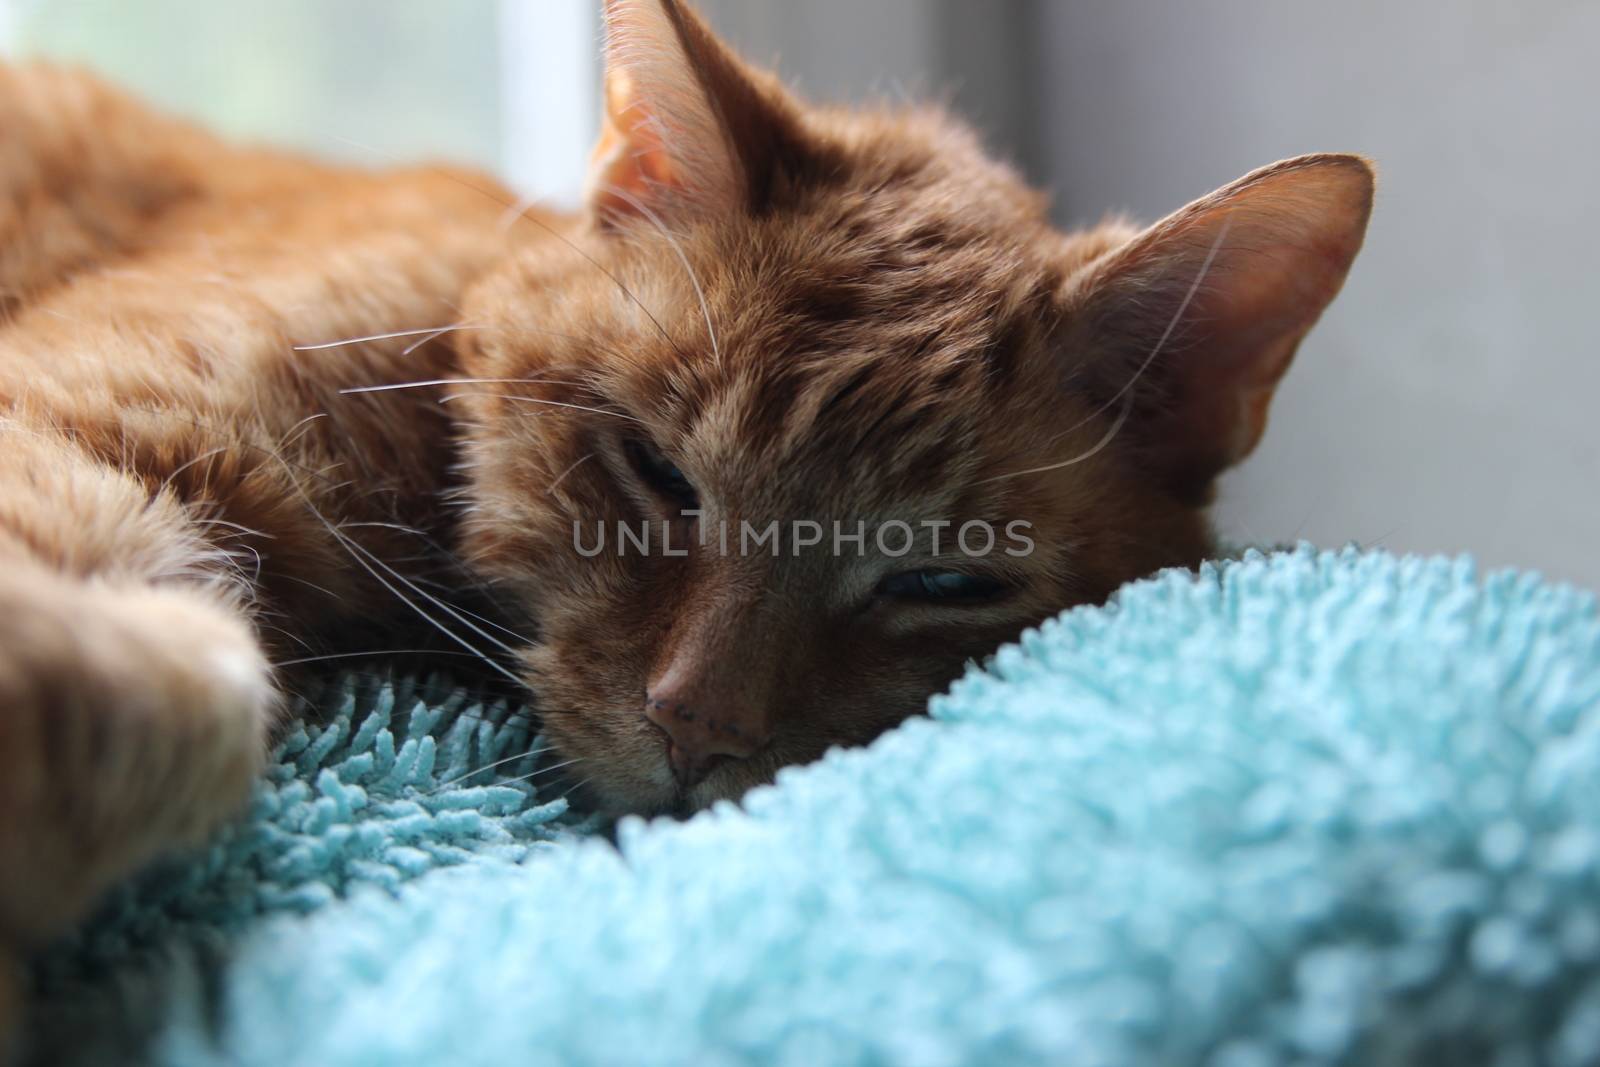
[0,60,551,960]
[0,62,548,636]
[0,0,1373,1030]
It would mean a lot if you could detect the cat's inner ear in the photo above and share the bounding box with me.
[1066,153,1374,500]
[587,0,808,226]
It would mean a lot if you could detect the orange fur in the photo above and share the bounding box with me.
[0,0,1372,1006]
[0,62,541,955]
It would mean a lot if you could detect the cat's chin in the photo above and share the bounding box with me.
[579,762,766,821]
[532,700,776,819]
[557,752,686,819]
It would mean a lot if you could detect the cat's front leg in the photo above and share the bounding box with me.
[0,559,274,1058]
[0,561,276,955]
[0,418,283,1058]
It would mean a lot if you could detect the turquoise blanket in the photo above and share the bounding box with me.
[24,546,1600,1065]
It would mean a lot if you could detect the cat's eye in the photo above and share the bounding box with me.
[877,570,1008,603]
[625,438,699,510]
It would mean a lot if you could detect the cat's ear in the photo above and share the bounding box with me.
[1065,153,1374,500]
[587,0,811,226]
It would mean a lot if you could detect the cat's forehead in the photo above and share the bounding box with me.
[644,207,1058,392]
[590,165,1113,510]
[486,206,1060,486]
[633,296,1038,519]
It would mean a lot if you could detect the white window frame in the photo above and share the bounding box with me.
[497,0,599,209]
[0,0,601,209]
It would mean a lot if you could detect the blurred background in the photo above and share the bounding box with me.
[2,1,1596,587]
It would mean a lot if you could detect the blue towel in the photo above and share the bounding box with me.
[24,545,1600,1066]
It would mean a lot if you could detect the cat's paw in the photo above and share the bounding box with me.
[0,567,276,946]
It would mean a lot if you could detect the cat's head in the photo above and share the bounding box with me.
[455,0,1372,814]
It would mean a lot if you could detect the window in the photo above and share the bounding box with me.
[0,0,599,207]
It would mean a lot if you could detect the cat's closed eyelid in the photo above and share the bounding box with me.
[621,435,700,511]
[882,569,1006,599]
[859,566,1019,614]
[855,578,1034,642]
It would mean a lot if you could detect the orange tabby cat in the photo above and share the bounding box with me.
[0,0,1371,1017]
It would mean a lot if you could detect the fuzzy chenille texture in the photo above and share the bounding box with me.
[24,545,1600,1066]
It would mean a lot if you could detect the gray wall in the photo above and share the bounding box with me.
[703,1,1600,590]
[695,0,1041,171]
[1033,1,1600,589]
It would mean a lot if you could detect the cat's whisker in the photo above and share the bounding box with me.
[191,516,272,540]
[545,452,595,496]
[157,445,229,496]
[402,581,535,647]
[290,574,353,608]
[438,392,643,424]
[334,132,670,354]
[159,408,349,493]
[557,774,597,803]
[434,757,591,797]
[424,749,550,794]
[426,753,583,796]
[601,182,720,363]
[495,193,540,235]
[337,520,433,534]
[276,412,329,451]
[267,456,526,688]
[400,323,479,357]
[332,519,536,644]
[256,617,316,654]
[386,156,690,361]
[489,200,690,360]
[449,605,531,648]
[331,542,518,683]
[332,529,525,659]
[335,518,538,645]
[1359,525,1404,550]
[979,393,1135,483]
[978,216,1233,485]
[335,540,525,686]
[223,542,265,584]
[445,703,543,732]
[291,325,486,351]
[275,649,485,670]
[339,376,572,396]
[477,756,595,796]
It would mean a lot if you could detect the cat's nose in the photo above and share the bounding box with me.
[643,678,768,789]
